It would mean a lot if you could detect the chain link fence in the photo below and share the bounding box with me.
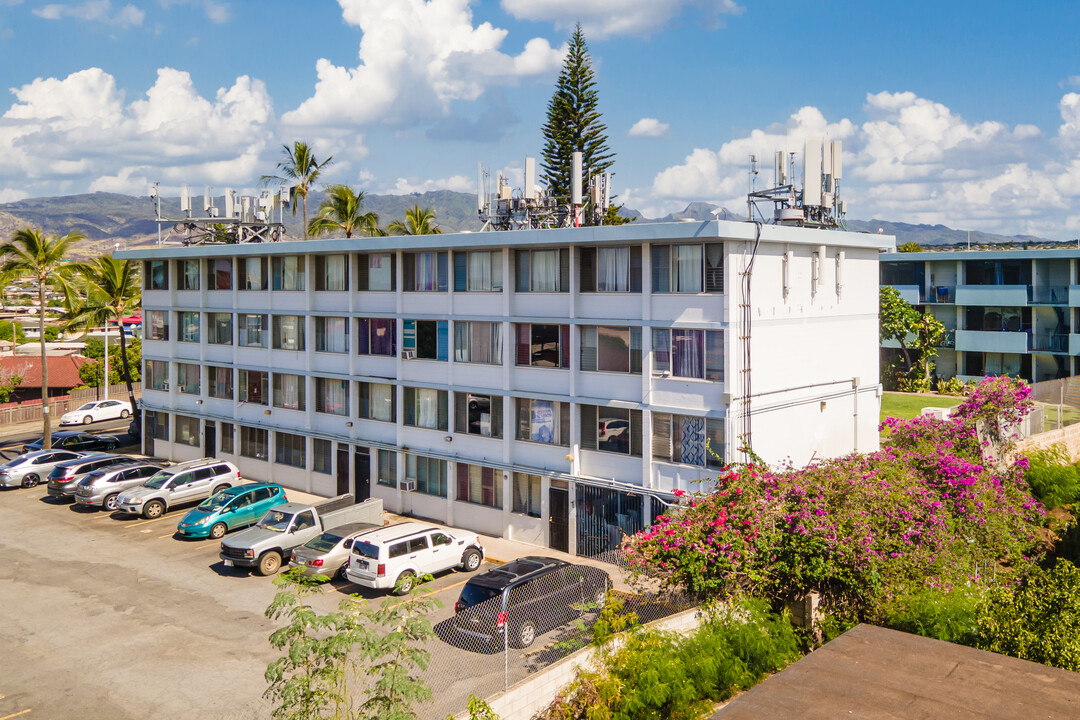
[1029,377,1080,432]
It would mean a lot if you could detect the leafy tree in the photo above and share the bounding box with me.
[387,205,442,236]
[78,339,141,388]
[0,320,26,343]
[0,226,85,448]
[308,184,381,239]
[263,141,334,240]
[0,368,22,403]
[897,241,924,252]
[43,326,60,341]
[879,286,945,390]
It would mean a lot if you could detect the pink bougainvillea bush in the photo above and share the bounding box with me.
[625,377,1045,621]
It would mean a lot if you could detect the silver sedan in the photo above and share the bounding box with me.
[289,522,380,580]
[0,450,86,488]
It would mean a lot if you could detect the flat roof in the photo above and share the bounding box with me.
[711,624,1080,719]
[117,220,894,261]
[882,247,1080,261]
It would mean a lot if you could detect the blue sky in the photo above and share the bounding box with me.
[1,0,1080,238]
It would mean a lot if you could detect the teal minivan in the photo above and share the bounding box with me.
[176,482,286,539]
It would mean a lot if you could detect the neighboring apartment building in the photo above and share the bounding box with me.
[120,220,891,557]
[880,249,1080,383]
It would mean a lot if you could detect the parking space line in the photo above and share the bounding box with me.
[414,577,469,600]
[120,513,185,528]
[0,709,31,720]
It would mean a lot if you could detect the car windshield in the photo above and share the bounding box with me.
[458,583,500,608]
[198,493,232,512]
[257,510,293,532]
[352,541,379,560]
[305,533,342,553]
[143,471,174,489]
[76,403,97,411]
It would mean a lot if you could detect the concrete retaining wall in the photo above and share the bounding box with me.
[1015,423,1080,460]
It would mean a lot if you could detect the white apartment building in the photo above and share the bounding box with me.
[120,220,893,557]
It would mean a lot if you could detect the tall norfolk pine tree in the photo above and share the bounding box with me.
[541,24,614,203]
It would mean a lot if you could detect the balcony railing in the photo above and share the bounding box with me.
[933,330,956,348]
[924,286,955,304]
[1031,333,1070,353]
[1031,285,1069,304]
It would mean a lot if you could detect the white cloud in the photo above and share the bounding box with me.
[501,0,743,39]
[158,0,230,24]
[34,0,144,27]
[0,187,29,203]
[384,174,473,195]
[628,117,669,138]
[283,0,565,129]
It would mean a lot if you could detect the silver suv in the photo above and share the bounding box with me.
[74,462,163,511]
[117,459,240,518]
[47,454,136,501]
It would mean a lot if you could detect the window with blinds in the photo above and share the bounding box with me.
[515,323,570,368]
[515,248,570,292]
[511,473,542,518]
[357,253,395,291]
[515,398,570,446]
[454,392,502,438]
[403,387,448,430]
[456,463,501,508]
[580,326,641,373]
[580,405,642,456]
[651,413,725,468]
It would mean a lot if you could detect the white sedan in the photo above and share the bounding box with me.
[59,400,133,426]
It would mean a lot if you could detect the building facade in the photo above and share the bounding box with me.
[121,220,890,557]
[881,249,1080,383]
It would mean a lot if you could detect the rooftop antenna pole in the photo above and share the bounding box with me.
[748,154,758,221]
[967,230,971,250]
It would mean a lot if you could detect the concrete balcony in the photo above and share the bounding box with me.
[1068,286,1080,306]
[954,285,1029,306]
[1031,333,1069,353]
[954,329,1029,354]
[888,285,921,305]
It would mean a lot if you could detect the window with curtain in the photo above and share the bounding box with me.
[652,413,725,468]
[271,256,306,291]
[240,257,267,290]
[240,426,268,460]
[515,248,569,292]
[207,313,232,345]
[207,258,232,290]
[146,360,168,391]
[238,314,267,348]
[272,373,306,411]
[514,398,570,446]
[579,246,642,293]
[404,251,448,291]
[275,432,307,468]
[359,382,396,422]
[515,324,569,368]
[238,369,267,405]
[220,422,234,453]
[453,321,502,365]
[580,405,642,456]
[315,377,349,415]
[152,412,169,439]
[357,318,396,356]
[178,260,200,290]
[453,250,503,292]
[208,366,233,399]
[456,463,501,508]
[179,312,199,343]
[651,243,723,293]
[359,253,395,291]
[177,363,200,394]
[148,310,169,341]
[272,315,305,351]
[377,449,397,487]
[404,387,448,430]
[315,316,349,353]
[454,392,502,438]
[402,320,448,360]
[145,260,168,290]
[511,473,542,517]
[316,254,348,291]
[406,454,447,497]
[580,326,641,373]
[175,415,200,446]
[652,329,723,380]
[312,439,332,474]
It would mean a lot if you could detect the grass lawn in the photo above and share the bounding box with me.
[880,392,964,423]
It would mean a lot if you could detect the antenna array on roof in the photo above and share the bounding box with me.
[150,183,290,246]
[476,152,612,231]
[746,137,845,229]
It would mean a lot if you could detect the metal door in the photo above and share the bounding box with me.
[142,410,155,456]
[549,488,569,553]
[354,448,371,502]
[336,445,350,497]
[204,420,216,458]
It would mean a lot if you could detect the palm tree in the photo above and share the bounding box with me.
[65,257,142,427]
[307,185,382,239]
[0,227,85,448]
[387,205,442,236]
[261,141,334,240]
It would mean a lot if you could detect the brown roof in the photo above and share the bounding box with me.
[0,355,90,389]
[711,624,1080,719]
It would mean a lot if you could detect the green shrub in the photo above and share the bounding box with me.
[935,377,967,396]
[883,586,982,646]
[1023,445,1080,508]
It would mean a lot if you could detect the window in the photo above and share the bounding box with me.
[177,363,200,394]
[313,439,332,474]
[178,312,200,343]
[403,320,448,360]
[581,326,641,373]
[207,258,232,290]
[454,250,503,292]
[145,260,168,290]
[240,426,268,460]
[404,251,448,291]
[404,387,448,430]
[208,367,233,399]
[357,318,396,356]
[515,398,570,446]
[152,412,169,440]
[652,414,725,468]
[207,313,232,345]
[178,260,199,290]
[358,253,395,291]
[579,246,642,292]
[515,248,569,292]
[238,314,268,348]
[272,315,305,351]
[314,254,348,291]
[316,377,349,415]
[651,243,723,293]
[147,310,169,342]
[273,373,306,411]
[454,321,502,365]
[175,415,200,446]
[275,432,306,468]
[358,382,396,422]
[512,473,542,517]
[146,360,168,391]
[240,257,267,290]
[580,405,642,456]
[456,463,500,508]
[239,369,268,405]
[315,316,349,353]
[405,454,446,497]
[652,329,724,380]
[220,422,234,454]
[515,324,570,368]
[377,449,397,487]
[272,256,306,291]
[454,392,502,438]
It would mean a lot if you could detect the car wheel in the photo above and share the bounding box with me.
[461,548,482,572]
[21,473,40,488]
[514,620,537,649]
[337,564,351,581]
[394,570,416,595]
[143,500,165,519]
[209,522,228,540]
[104,493,119,511]
[212,484,228,496]
[83,415,93,425]
[120,409,130,419]
[257,551,282,576]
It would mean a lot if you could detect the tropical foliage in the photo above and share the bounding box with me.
[308,185,381,239]
[879,286,947,391]
[263,141,334,240]
[387,205,441,236]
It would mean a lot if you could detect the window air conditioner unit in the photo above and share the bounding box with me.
[162,383,169,391]
[402,350,416,360]
[400,480,417,492]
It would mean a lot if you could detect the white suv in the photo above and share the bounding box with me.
[345,522,485,594]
